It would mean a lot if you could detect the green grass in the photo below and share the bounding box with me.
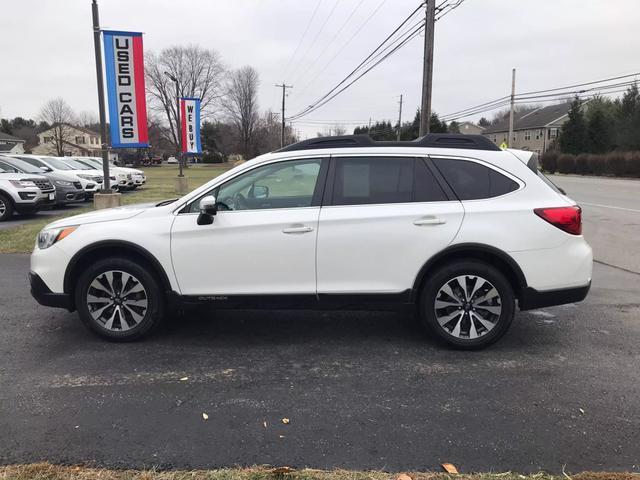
[0,464,636,480]
[0,164,232,254]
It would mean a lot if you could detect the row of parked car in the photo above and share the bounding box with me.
[0,154,146,222]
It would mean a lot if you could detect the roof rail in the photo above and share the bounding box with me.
[276,133,501,152]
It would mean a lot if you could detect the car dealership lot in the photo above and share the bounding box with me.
[0,255,638,472]
[0,173,638,471]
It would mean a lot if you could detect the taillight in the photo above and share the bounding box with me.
[534,206,582,235]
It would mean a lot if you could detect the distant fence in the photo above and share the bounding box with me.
[541,151,640,177]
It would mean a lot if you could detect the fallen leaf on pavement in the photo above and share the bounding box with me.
[579,408,585,414]
[180,377,189,381]
[441,463,459,474]
[272,466,295,474]
[396,474,413,480]
[282,418,290,424]
[263,421,267,428]
[202,413,209,420]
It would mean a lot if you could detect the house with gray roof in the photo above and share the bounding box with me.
[0,131,25,154]
[482,101,582,153]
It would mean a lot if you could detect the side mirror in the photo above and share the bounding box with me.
[197,195,217,225]
[40,166,52,172]
[253,185,269,199]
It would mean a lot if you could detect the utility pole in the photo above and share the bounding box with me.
[419,0,436,137]
[396,94,403,141]
[275,83,293,147]
[91,0,111,193]
[508,68,516,148]
[164,72,183,177]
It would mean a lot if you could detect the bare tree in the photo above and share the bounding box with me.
[317,123,347,137]
[222,66,260,158]
[146,45,226,149]
[39,98,76,156]
[77,110,98,127]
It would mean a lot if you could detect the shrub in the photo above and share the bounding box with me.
[540,151,558,173]
[202,151,225,164]
[587,154,606,175]
[575,153,590,175]
[606,151,626,176]
[557,154,576,174]
[626,151,640,177]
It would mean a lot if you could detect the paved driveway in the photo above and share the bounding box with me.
[0,254,638,472]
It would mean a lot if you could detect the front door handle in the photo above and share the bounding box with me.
[282,225,314,234]
[413,216,446,226]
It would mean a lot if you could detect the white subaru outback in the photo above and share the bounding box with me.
[29,134,592,349]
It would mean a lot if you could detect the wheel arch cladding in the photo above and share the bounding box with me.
[412,243,527,302]
[63,241,173,303]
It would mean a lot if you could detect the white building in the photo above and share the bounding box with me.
[0,131,26,154]
[31,123,101,156]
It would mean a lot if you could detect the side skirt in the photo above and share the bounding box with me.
[177,290,414,312]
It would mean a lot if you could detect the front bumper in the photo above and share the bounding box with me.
[55,186,85,204]
[29,272,74,310]
[519,281,591,310]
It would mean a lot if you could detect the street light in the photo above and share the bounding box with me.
[164,71,183,178]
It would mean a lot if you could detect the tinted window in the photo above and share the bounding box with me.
[188,158,322,212]
[0,160,19,173]
[414,159,447,202]
[333,157,413,205]
[433,158,519,200]
[331,157,447,205]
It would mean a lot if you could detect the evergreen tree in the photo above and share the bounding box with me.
[616,83,640,150]
[448,121,461,134]
[478,117,490,128]
[586,107,612,153]
[559,97,588,154]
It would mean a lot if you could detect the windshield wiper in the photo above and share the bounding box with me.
[156,198,178,207]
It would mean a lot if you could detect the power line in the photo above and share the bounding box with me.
[288,2,426,120]
[292,0,389,106]
[287,0,342,83]
[288,22,425,121]
[290,0,367,88]
[440,72,640,122]
[281,0,324,80]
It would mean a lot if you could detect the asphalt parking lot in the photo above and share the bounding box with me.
[0,174,638,472]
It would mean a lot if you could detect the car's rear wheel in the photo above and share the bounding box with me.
[0,193,14,222]
[74,257,165,341]
[419,260,515,349]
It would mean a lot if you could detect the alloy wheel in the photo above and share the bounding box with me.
[86,270,148,331]
[434,275,502,339]
[0,199,6,217]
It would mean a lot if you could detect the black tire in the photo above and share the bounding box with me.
[74,257,165,341]
[0,193,14,222]
[419,260,515,350]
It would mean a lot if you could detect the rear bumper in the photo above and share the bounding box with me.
[519,281,591,310]
[29,272,74,310]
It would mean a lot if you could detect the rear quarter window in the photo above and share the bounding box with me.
[432,158,519,200]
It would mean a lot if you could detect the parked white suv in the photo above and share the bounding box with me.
[0,165,55,221]
[29,135,592,348]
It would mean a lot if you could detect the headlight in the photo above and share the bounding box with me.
[9,179,36,188]
[55,180,73,187]
[37,226,78,250]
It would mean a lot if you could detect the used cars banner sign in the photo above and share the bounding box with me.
[180,97,202,155]
[103,30,149,148]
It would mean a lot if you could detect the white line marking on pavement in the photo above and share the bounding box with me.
[580,202,640,213]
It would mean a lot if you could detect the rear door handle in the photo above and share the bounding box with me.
[413,216,446,226]
[282,225,314,234]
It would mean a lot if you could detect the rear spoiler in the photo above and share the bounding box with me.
[507,149,538,174]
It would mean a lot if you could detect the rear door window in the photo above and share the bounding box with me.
[432,158,519,200]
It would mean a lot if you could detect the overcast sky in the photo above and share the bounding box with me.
[1,0,639,138]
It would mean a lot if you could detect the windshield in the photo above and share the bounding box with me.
[45,157,75,170]
[61,158,95,170]
[4,157,43,174]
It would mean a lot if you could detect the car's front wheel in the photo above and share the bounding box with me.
[0,193,14,222]
[419,260,515,349]
[74,257,165,341]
